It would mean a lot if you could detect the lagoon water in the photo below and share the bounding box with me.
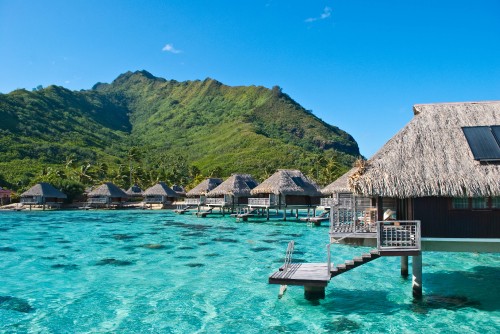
[0,210,498,333]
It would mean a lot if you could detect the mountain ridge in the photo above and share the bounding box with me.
[0,70,360,191]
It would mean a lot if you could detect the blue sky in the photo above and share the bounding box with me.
[1,1,499,158]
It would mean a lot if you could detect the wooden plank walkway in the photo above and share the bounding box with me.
[269,263,330,287]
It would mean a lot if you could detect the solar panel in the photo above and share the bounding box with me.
[492,126,500,143]
[462,126,500,161]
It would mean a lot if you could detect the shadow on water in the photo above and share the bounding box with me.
[323,316,363,332]
[0,296,34,313]
[321,288,400,315]
[95,258,134,266]
[414,265,500,312]
[0,246,16,252]
[51,263,79,270]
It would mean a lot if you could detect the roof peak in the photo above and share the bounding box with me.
[412,100,500,115]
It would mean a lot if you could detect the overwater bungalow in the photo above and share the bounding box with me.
[87,182,128,208]
[269,101,500,300]
[20,182,67,210]
[248,169,322,220]
[184,178,223,208]
[205,174,259,214]
[125,184,143,200]
[0,187,12,206]
[142,182,179,208]
[338,101,500,249]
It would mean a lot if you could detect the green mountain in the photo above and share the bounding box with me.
[0,70,360,191]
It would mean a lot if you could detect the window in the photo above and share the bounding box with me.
[472,197,488,209]
[452,197,499,209]
[452,197,469,209]
[492,197,500,209]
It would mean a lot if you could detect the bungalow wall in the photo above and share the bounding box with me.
[413,197,500,238]
[285,195,321,206]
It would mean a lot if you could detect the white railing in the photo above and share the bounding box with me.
[184,198,205,205]
[21,198,42,205]
[88,197,108,204]
[377,220,421,251]
[144,196,164,204]
[320,197,337,207]
[205,198,227,206]
[248,198,275,207]
[283,240,294,272]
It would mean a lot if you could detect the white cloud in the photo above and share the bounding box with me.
[162,43,182,54]
[305,6,332,22]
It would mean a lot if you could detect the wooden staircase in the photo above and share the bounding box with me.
[330,249,381,278]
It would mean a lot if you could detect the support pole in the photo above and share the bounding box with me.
[401,256,409,277]
[412,254,422,298]
[295,209,299,218]
[304,286,325,300]
[283,208,287,221]
[266,208,269,220]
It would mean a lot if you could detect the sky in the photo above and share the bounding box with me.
[1,0,499,158]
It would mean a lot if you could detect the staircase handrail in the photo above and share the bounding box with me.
[283,240,295,272]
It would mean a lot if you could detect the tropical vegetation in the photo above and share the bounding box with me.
[0,70,361,195]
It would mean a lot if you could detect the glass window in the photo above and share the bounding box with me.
[452,197,469,209]
[472,197,488,209]
[492,197,500,209]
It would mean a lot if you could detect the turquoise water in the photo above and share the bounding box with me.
[0,211,498,333]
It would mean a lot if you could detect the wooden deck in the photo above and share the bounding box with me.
[269,263,330,287]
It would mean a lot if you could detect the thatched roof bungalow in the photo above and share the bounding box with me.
[249,169,322,208]
[206,174,259,208]
[20,182,67,207]
[88,182,128,207]
[348,101,500,251]
[0,187,12,205]
[143,182,179,205]
[185,178,223,205]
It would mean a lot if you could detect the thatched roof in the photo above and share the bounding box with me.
[186,178,223,197]
[88,182,128,198]
[350,101,500,198]
[125,184,143,196]
[207,174,259,197]
[250,169,322,196]
[321,167,358,195]
[21,182,67,198]
[143,182,178,197]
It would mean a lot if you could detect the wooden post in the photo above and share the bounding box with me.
[295,209,299,218]
[412,254,423,298]
[304,286,325,300]
[266,208,270,220]
[401,256,409,277]
[283,208,287,221]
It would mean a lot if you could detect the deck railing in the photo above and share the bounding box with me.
[20,198,42,205]
[88,197,108,204]
[377,220,421,251]
[320,197,337,207]
[205,198,227,206]
[144,196,164,204]
[184,198,205,205]
[248,198,275,207]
